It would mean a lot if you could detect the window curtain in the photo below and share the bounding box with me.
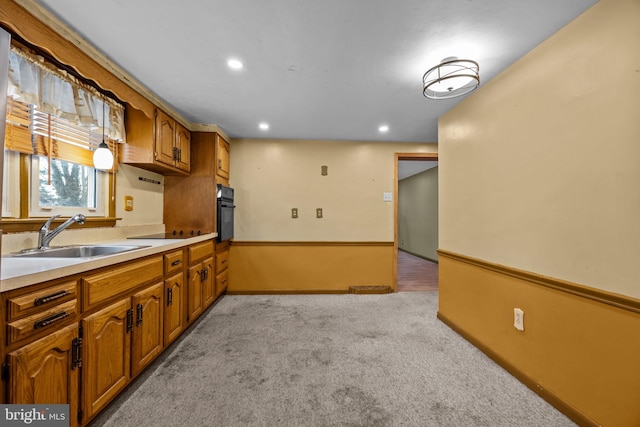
[6,46,126,144]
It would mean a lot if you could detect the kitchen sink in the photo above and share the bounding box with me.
[13,245,150,258]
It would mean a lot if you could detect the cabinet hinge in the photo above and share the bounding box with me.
[1,362,9,381]
[71,337,82,370]
[78,409,83,424]
[126,309,134,333]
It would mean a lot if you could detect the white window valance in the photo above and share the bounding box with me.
[7,46,126,143]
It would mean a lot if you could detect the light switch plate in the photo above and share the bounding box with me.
[124,195,134,211]
[383,192,393,202]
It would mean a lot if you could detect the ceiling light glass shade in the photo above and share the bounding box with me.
[93,141,114,170]
[423,57,479,100]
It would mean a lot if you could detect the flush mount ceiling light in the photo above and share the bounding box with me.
[378,125,389,133]
[259,122,269,130]
[423,57,479,100]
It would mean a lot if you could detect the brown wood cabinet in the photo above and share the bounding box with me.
[122,107,191,175]
[82,297,130,421]
[6,322,79,427]
[187,240,214,323]
[131,282,163,377]
[164,132,215,233]
[163,249,185,346]
[215,240,230,297]
[1,239,217,426]
[216,133,230,183]
[202,256,215,308]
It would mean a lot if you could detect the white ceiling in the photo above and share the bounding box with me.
[31,0,597,143]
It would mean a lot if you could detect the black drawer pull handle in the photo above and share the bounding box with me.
[221,259,227,264]
[34,290,69,306]
[34,311,69,329]
[171,260,182,266]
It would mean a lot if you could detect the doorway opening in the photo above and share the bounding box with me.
[394,153,439,292]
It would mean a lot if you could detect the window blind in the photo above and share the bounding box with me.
[4,96,32,154]
[5,96,118,169]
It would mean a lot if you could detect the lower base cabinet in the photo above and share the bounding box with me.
[131,282,163,377]
[82,281,163,421]
[187,241,214,323]
[1,239,218,426]
[6,322,80,427]
[82,298,131,421]
[163,272,184,346]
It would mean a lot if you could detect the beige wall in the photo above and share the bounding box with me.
[230,138,437,241]
[398,166,438,260]
[439,0,640,299]
[115,164,164,227]
[1,163,164,254]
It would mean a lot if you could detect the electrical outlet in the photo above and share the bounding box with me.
[316,208,323,218]
[514,308,525,331]
[291,208,298,218]
[124,195,134,211]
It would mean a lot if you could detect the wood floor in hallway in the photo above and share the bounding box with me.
[397,250,438,292]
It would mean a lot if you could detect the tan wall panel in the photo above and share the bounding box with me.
[230,139,436,242]
[439,253,640,427]
[439,0,640,297]
[229,243,394,293]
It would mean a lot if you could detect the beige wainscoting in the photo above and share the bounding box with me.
[229,241,394,294]
[438,250,640,427]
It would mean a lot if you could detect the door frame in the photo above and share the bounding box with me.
[393,152,439,291]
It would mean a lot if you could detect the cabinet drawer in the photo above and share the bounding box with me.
[164,249,184,276]
[189,241,213,264]
[7,280,78,322]
[216,269,229,294]
[7,300,77,345]
[215,249,229,273]
[83,256,163,309]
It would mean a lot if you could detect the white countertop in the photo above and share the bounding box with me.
[0,233,216,293]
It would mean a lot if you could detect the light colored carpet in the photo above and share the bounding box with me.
[90,293,575,427]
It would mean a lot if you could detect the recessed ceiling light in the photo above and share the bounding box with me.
[227,59,244,70]
[259,122,269,130]
[378,125,389,133]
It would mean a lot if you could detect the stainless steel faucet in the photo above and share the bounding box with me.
[38,214,86,249]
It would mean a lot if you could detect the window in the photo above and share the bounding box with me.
[30,156,106,217]
[2,43,125,231]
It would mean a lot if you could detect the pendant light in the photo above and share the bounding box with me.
[423,57,479,100]
[93,97,114,170]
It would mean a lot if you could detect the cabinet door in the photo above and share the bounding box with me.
[7,322,79,427]
[131,282,163,377]
[82,298,131,420]
[175,122,191,172]
[216,135,230,179]
[164,272,184,346]
[155,109,176,167]
[187,263,203,323]
[202,256,215,308]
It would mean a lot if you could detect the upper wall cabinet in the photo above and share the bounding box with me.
[122,107,191,175]
[216,134,230,183]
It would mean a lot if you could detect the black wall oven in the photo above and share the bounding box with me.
[216,184,235,242]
